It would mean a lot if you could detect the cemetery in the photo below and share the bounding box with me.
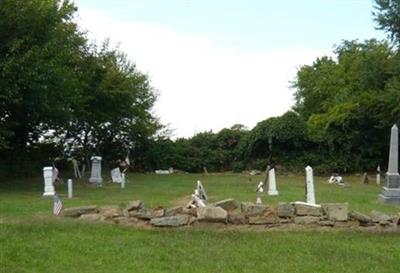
[1,0,400,272]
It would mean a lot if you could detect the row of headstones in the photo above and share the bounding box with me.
[43,156,126,197]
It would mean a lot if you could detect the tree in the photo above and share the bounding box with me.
[373,0,400,46]
[0,0,85,151]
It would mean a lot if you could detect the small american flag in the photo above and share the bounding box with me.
[53,193,63,216]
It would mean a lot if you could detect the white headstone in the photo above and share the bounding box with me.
[111,167,123,183]
[89,156,103,185]
[376,165,381,185]
[267,168,279,195]
[121,173,126,189]
[305,166,316,204]
[256,197,262,204]
[72,159,81,179]
[196,180,208,201]
[42,166,55,196]
[256,181,264,193]
[67,179,73,199]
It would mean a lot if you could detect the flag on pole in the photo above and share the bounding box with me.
[53,193,63,216]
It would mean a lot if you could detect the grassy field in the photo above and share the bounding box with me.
[1,173,400,273]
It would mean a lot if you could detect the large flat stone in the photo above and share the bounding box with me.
[197,206,227,223]
[150,215,190,227]
[248,215,277,225]
[165,206,184,217]
[321,203,348,221]
[214,199,238,211]
[294,216,320,225]
[79,213,104,221]
[277,203,295,218]
[126,200,144,211]
[349,211,373,226]
[63,205,98,217]
[294,202,322,216]
[99,205,122,219]
[227,213,247,225]
[241,202,268,216]
[371,210,391,224]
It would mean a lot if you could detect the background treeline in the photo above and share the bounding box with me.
[0,0,399,176]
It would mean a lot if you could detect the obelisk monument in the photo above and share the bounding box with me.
[379,124,400,203]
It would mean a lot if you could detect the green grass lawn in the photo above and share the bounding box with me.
[1,173,399,273]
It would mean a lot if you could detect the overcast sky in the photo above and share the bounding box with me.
[74,0,383,138]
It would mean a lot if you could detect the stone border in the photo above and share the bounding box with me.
[62,199,400,231]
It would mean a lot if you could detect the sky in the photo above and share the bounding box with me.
[74,0,384,138]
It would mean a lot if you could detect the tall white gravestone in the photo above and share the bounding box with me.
[305,166,316,204]
[42,166,55,196]
[267,168,279,195]
[379,124,400,203]
[67,179,73,199]
[89,156,103,186]
[376,165,381,185]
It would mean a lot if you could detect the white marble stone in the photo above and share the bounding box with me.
[67,179,73,199]
[305,166,316,204]
[111,167,123,183]
[267,168,279,195]
[376,165,381,185]
[256,181,264,193]
[42,166,55,196]
[89,156,103,185]
[196,180,208,201]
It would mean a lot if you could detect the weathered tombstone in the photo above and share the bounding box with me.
[43,167,55,196]
[67,179,73,199]
[376,165,381,185]
[361,172,369,184]
[203,166,208,175]
[89,156,103,186]
[267,168,279,195]
[379,124,400,204]
[121,173,126,189]
[305,166,316,204]
[111,167,123,183]
[256,181,264,204]
[196,180,208,201]
[72,159,81,179]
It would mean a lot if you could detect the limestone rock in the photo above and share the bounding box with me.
[248,215,277,225]
[241,202,268,216]
[63,205,98,217]
[79,213,103,221]
[197,206,227,223]
[294,202,322,216]
[349,211,373,226]
[165,206,184,217]
[126,200,143,211]
[214,199,238,211]
[319,220,334,227]
[294,216,320,225]
[371,210,391,224]
[99,205,122,219]
[227,213,247,225]
[277,203,295,218]
[321,203,348,221]
[113,216,139,226]
[150,215,190,227]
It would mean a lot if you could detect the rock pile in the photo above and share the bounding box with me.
[62,200,400,231]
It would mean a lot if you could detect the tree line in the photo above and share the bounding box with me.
[0,0,399,176]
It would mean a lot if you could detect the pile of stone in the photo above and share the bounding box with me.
[61,199,400,231]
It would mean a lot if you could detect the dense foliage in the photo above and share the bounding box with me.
[0,0,398,176]
[0,0,159,174]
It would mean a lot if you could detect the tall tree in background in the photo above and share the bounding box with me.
[374,0,400,46]
[0,0,85,152]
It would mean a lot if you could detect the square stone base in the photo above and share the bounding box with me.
[379,187,400,204]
